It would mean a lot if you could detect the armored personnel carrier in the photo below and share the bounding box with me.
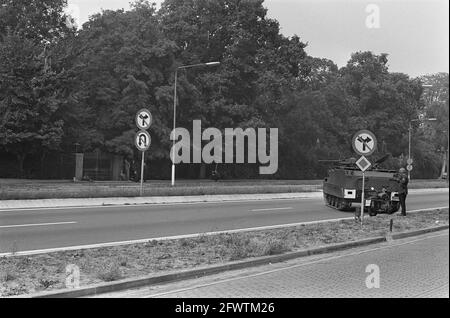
[321,155,401,216]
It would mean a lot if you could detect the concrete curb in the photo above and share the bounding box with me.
[0,188,447,210]
[390,224,449,240]
[18,223,448,298]
[0,192,323,210]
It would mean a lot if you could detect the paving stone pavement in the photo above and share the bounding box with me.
[96,231,449,298]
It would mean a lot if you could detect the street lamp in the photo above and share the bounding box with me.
[440,129,449,183]
[171,61,220,186]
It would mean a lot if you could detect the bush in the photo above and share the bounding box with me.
[261,239,290,255]
[0,271,16,282]
[97,263,122,282]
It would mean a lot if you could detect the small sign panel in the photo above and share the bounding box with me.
[135,130,151,151]
[135,109,152,130]
[352,130,377,156]
[356,155,371,172]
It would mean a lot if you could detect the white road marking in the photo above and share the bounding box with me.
[251,207,293,212]
[0,206,447,257]
[143,232,449,298]
[0,221,77,229]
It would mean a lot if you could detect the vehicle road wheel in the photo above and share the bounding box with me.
[337,199,348,211]
[388,202,400,214]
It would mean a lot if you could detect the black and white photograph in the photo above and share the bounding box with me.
[0,0,448,305]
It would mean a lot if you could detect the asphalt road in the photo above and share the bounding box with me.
[101,230,448,298]
[0,191,448,254]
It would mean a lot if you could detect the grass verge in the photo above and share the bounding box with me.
[0,208,448,297]
[0,179,447,200]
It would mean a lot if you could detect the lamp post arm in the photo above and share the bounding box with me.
[178,63,206,70]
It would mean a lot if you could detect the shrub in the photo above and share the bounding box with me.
[0,270,16,282]
[261,239,290,256]
[97,263,122,282]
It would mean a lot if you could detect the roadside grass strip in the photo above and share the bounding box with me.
[0,179,446,200]
[0,208,448,297]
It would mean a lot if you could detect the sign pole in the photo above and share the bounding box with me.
[135,108,152,197]
[352,130,377,225]
[360,171,365,225]
[140,151,145,196]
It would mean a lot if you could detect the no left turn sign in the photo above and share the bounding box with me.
[135,108,152,130]
[352,130,377,156]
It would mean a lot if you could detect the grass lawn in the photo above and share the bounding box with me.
[0,208,447,297]
[0,179,447,200]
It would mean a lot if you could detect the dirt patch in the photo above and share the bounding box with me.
[0,208,448,297]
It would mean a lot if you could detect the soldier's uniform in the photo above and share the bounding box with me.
[397,169,409,216]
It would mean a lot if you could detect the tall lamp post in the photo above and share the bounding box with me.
[171,61,220,186]
[440,129,449,183]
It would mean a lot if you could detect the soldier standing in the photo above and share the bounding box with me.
[396,167,409,216]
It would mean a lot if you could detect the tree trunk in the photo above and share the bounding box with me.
[40,151,47,179]
[199,163,206,179]
[17,153,26,178]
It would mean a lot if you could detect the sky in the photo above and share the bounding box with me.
[66,0,449,78]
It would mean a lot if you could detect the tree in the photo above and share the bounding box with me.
[0,0,75,43]
[0,0,76,177]
[417,72,449,178]
[339,52,423,156]
[66,2,178,161]
[0,33,64,176]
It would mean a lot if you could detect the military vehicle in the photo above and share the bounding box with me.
[321,155,401,216]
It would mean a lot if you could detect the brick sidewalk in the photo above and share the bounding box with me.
[97,231,448,298]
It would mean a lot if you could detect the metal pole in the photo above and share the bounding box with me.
[171,69,178,187]
[140,151,145,196]
[445,129,450,185]
[169,62,219,186]
[408,122,412,180]
[360,171,365,225]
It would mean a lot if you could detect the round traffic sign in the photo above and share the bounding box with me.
[406,158,413,165]
[135,130,151,151]
[352,130,377,156]
[135,108,152,130]
[406,164,413,171]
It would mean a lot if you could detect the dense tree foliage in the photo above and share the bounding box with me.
[0,0,75,176]
[0,0,448,179]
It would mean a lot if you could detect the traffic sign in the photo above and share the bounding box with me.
[135,109,152,130]
[135,130,151,151]
[407,158,413,165]
[356,155,371,172]
[352,130,377,156]
[407,164,413,171]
